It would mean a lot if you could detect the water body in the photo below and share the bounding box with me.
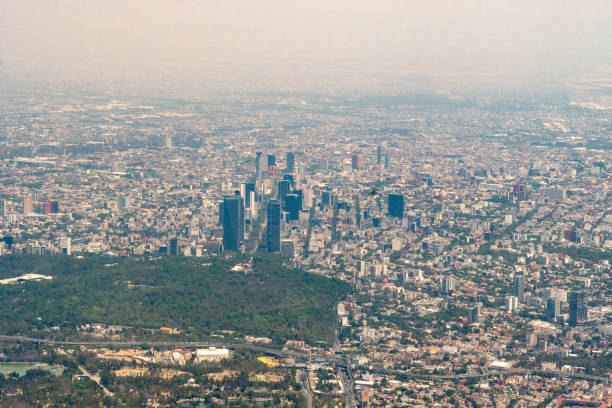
[0,362,64,377]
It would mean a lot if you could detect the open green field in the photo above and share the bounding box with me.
[0,253,349,345]
[0,362,64,377]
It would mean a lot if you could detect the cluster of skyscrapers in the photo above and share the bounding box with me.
[221,151,301,254]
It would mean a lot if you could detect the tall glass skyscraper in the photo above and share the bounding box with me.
[513,275,525,303]
[546,297,560,322]
[286,151,295,172]
[243,182,256,208]
[223,195,244,252]
[255,152,263,179]
[267,200,281,252]
[169,237,179,256]
[569,291,587,327]
[285,194,300,221]
[278,180,291,208]
[387,193,404,218]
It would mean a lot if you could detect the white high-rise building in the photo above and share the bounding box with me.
[23,194,33,215]
[441,276,456,294]
[505,296,519,313]
[60,237,71,255]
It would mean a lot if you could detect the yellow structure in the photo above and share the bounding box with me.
[257,356,279,368]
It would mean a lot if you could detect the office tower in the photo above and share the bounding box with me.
[513,275,525,303]
[285,194,300,221]
[351,153,364,170]
[59,237,71,255]
[117,195,130,211]
[222,196,244,252]
[23,194,33,214]
[321,191,331,207]
[236,191,245,242]
[43,200,60,215]
[470,304,482,323]
[387,193,404,218]
[280,239,295,258]
[255,152,263,178]
[218,201,224,225]
[512,184,527,200]
[377,146,382,165]
[278,180,291,207]
[505,295,519,313]
[318,158,329,171]
[294,189,303,211]
[169,238,179,256]
[384,153,389,169]
[0,199,6,217]
[355,195,361,228]
[330,193,338,209]
[243,182,256,208]
[267,200,281,252]
[43,201,52,215]
[282,174,295,188]
[526,333,538,347]
[286,152,295,173]
[546,297,560,322]
[267,154,276,167]
[569,291,587,327]
[441,276,456,294]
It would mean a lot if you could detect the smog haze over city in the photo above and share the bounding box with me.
[0,1,611,407]
[2,0,612,93]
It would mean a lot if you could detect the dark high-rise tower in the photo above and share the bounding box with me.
[267,200,281,252]
[377,146,382,165]
[278,180,291,208]
[223,196,244,252]
[169,237,179,256]
[243,182,256,208]
[351,153,364,170]
[282,174,295,189]
[569,291,587,327]
[286,152,295,173]
[387,193,404,218]
[513,275,525,303]
[285,193,300,221]
[546,297,560,322]
[267,154,276,167]
[294,189,303,209]
[218,201,224,226]
[255,152,263,178]
[321,191,331,207]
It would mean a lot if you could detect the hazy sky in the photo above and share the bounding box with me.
[1,0,611,92]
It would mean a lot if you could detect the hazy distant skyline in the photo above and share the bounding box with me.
[1,0,611,93]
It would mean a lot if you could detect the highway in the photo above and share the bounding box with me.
[0,334,317,361]
[1,334,608,389]
[333,314,358,408]
[297,369,313,408]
